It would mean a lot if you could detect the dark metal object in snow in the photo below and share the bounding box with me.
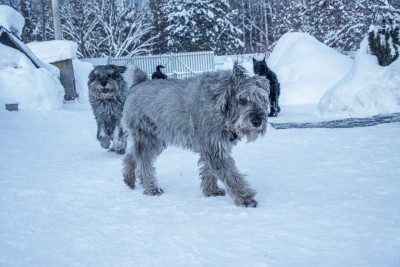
[5,103,19,111]
[270,113,400,129]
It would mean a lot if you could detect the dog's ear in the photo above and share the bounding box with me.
[214,83,232,114]
[252,58,257,64]
[231,62,247,88]
[88,67,98,83]
[263,55,266,61]
[116,66,127,74]
[232,62,246,77]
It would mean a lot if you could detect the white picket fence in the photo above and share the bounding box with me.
[107,51,215,79]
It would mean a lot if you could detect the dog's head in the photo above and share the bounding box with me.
[215,62,270,142]
[252,57,269,76]
[88,64,127,100]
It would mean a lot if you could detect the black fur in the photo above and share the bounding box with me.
[151,65,168,79]
[253,57,281,117]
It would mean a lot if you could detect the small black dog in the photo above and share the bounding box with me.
[87,64,129,154]
[151,65,167,79]
[253,57,281,117]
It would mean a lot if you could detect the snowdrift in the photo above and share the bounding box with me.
[268,32,353,105]
[318,38,400,118]
[0,43,64,110]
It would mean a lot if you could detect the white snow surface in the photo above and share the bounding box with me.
[1,33,400,266]
[0,107,399,267]
[0,5,24,36]
[27,40,78,63]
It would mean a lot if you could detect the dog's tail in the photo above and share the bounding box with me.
[132,68,148,85]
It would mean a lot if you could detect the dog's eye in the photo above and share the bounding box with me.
[107,74,112,78]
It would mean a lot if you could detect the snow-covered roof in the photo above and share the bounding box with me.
[27,40,78,63]
[0,5,24,37]
[0,26,47,69]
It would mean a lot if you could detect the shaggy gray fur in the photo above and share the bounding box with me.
[88,64,130,154]
[122,63,270,207]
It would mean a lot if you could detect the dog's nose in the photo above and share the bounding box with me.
[251,117,262,127]
[100,81,107,86]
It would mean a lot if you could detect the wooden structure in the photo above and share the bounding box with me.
[51,59,77,101]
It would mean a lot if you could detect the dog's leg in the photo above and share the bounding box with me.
[269,83,280,116]
[134,132,164,196]
[198,154,225,197]
[123,150,136,189]
[268,91,278,117]
[97,122,111,149]
[203,152,257,207]
[110,124,127,154]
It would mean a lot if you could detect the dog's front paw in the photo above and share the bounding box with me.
[124,175,136,189]
[205,189,226,197]
[238,198,257,208]
[143,188,164,196]
[115,148,126,155]
[99,137,111,149]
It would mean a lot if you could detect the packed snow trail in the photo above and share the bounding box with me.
[270,112,400,129]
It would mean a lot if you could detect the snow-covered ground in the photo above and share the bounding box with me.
[1,106,400,267]
[1,7,400,267]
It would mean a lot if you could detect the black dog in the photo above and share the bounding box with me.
[151,65,168,79]
[253,57,281,117]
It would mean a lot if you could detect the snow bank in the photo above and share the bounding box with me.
[73,59,93,104]
[318,38,400,118]
[0,44,64,111]
[268,32,353,105]
[27,40,78,63]
[0,5,24,37]
[0,43,35,69]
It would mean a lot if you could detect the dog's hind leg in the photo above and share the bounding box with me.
[123,150,136,189]
[198,154,225,197]
[134,131,164,196]
[203,152,257,207]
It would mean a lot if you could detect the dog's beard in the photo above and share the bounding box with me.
[234,114,267,143]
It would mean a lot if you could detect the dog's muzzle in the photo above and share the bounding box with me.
[250,111,267,128]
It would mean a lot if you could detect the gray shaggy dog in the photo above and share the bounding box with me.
[88,64,129,154]
[122,63,270,207]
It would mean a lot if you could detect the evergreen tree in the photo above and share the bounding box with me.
[369,14,400,66]
[149,0,169,54]
[164,0,243,55]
